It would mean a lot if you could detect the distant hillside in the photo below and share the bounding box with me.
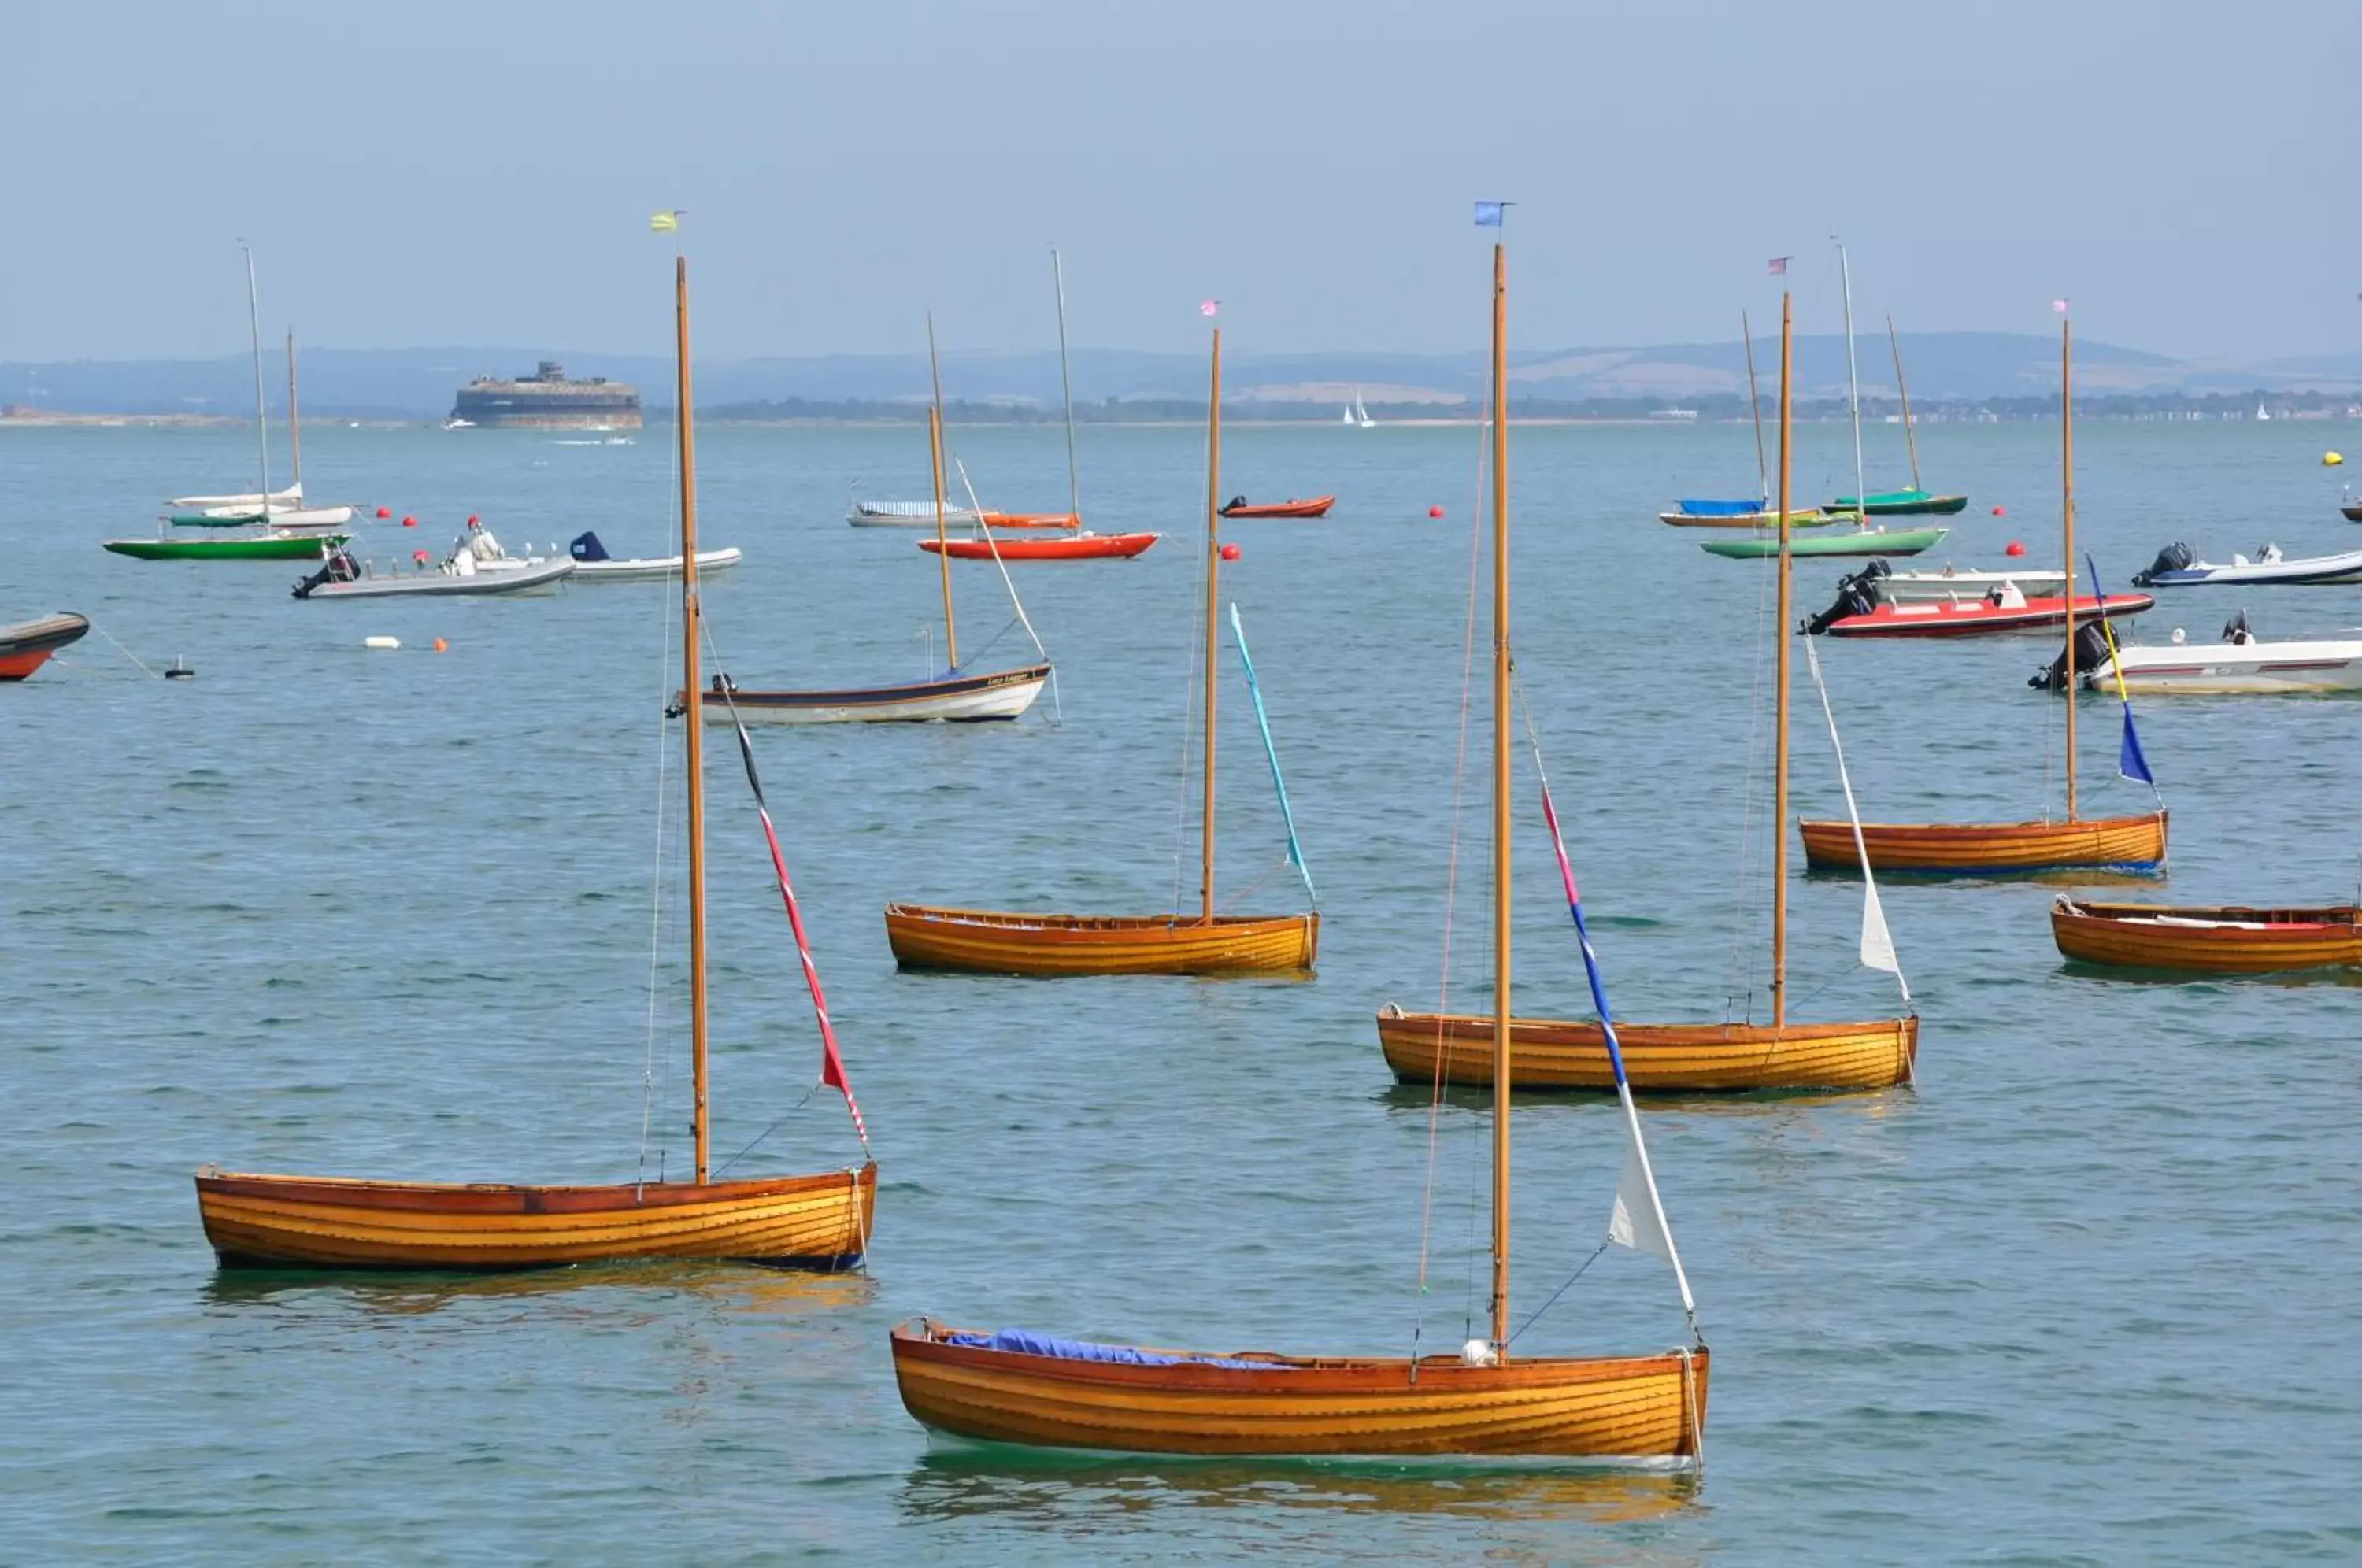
[7,335,2361,420]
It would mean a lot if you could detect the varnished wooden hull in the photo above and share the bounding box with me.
[195,1163,876,1270]
[1797,811,2166,874]
[884,903,1317,975]
[1378,1009,1916,1093]
[2051,897,2362,973]
[890,1322,1707,1461]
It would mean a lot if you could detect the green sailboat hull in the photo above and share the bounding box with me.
[105,534,346,561]
[1827,489,1969,516]
[1700,526,1949,560]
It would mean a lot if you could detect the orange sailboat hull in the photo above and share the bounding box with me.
[884,903,1316,975]
[1797,811,2166,874]
[194,1163,877,1270]
[1377,1009,1916,1093]
[2051,897,2362,973]
[890,1322,1707,1461]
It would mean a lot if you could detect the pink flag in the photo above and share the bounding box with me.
[1200,299,1219,316]
[2053,298,2069,313]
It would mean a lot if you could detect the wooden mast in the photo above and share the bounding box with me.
[286,329,302,498]
[1199,327,1222,926]
[1742,309,1768,504]
[1772,290,1794,1030]
[926,314,958,671]
[2063,313,2078,822]
[1488,242,1512,1356]
[1052,248,1083,527]
[1887,314,1921,492]
[675,251,712,1186]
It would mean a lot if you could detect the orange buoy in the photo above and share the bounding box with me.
[432,638,449,653]
[2005,541,2027,557]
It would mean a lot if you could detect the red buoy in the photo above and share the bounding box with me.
[1992,505,2006,516]
[374,505,392,519]
[2005,540,2027,557]
[1220,543,1241,561]
[402,514,418,527]
[1428,505,1445,518]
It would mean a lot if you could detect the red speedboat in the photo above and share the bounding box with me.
[920,532,1160,561]
[0,612,89,680]
[1815,590,2151,639]
[1218,494,1335,519]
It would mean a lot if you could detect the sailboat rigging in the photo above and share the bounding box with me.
[1797,309,2169,875]
[917,250,1161,563]
[1657,309,1836,530]
[694,320,1050,723]
[890,239,1706,1462]
[1383,290,1918,1093]
[883,323,1319,976]
[191,241,877,1269]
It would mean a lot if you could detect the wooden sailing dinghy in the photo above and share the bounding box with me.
[690,318,1050,726]
[884,323,1317,976]
[1382,293,1918,1096]
[1798,312,2168,875]
[893,242,1708,1463]
[2051,897,2362,973]
[195,242,876,1270]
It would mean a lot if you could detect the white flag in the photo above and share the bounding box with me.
[1606,1126,1675,1262]
[1860,877,1899,975]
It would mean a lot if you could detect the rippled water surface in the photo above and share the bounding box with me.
[5,416,2359,1562]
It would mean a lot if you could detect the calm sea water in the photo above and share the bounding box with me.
[4,415,2358,1564]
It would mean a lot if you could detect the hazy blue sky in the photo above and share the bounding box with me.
[7,0,2355,363]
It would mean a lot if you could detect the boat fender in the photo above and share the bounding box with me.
[364,635,401,651]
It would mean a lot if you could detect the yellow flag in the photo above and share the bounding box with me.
[649,212,679,233]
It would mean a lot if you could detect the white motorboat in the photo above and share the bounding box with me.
[565,531,742,581]
[2086,612,2362,693]
[2130,541,2362,587]
[292,549,575,600]
[847,499,985,527]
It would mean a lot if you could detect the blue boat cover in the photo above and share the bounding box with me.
[942,1329,1298,1371]
[1676,497,1767,516]
[568,531,611,561]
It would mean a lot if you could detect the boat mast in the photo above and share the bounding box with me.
[674,251,713,1185]
[2063,312,2078,822]
[286,328,302,497]
[1199,327,1221,926]
[1886,314,1921,492]
[1051,247,1083,527]
[1836,239,1866,513]
[1488,241,1512,1357]
[1773,290,1794,1030]
[926,313,958,670]
[1742,309,1768,503]
[240,245,272,508]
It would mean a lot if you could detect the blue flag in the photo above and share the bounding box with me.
[1473,201,1505,227]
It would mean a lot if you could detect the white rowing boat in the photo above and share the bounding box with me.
[847,499,984,528]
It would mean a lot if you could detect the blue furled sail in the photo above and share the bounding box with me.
[1228,605,1316,906]
[2085,553,2161,794]
[1674,497,1770,516]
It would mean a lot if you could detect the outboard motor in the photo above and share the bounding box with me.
[2223,609,2254,645]
[1802,564,1886,634]
[568,530,612,562]
[2130,542,2195,588]
[1219,494,1249,516]
[2029,621,2115,690]
[291,549,361,600]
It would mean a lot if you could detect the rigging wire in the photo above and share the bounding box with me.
[637,398,686,1189]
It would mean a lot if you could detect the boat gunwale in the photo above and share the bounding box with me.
[195,1163,875,1215]
[704,663,1052,708]
[886,902,1316,937]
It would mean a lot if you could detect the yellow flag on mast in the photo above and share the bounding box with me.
[650,211,680,233]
